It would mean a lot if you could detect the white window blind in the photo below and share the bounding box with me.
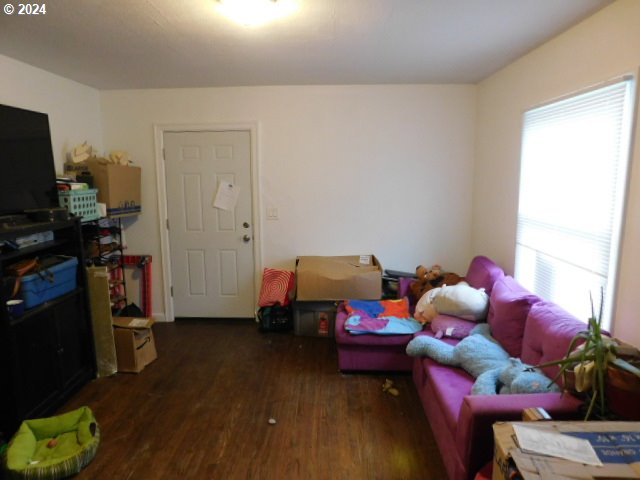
[515,78,635,329]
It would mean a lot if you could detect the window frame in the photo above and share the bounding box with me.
[514,75,636,330]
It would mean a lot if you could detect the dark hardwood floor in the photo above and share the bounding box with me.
[62,320,446,479]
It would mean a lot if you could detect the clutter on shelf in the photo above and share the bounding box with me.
[63,143,141,218]
[82,217,127,314]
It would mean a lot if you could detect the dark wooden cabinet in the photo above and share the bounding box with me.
[0,218,96,442]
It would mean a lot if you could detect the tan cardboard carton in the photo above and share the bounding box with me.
[85,158,141,217]
[492,421,640,480]
[295,255,382,301]
[112,317,157,373]
[86,266,117,377]
[63,162,89,175]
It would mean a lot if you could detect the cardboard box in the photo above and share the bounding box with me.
[86,159,141,217]
[293,301,337,337]
[493,421,640,480]
[112,317,157,373]
[63,162,90,175]
[295,255,382,301]
[87,266,117,377]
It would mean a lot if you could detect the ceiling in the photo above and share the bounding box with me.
[0,0,613,90]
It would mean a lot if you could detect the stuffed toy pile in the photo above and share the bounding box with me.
[409,264,464,300]
[413,281,489,325]
[406,324,559,395]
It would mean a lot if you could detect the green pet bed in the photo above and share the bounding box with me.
[3,406,100,480]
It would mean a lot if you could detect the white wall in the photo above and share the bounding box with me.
[473,0,640,345]
[0,54,102,172]
[100,85,476,319]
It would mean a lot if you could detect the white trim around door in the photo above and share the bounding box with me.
[153,123,262,322]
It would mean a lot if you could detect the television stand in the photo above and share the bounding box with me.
[0,214,29,229]
[0,217,96,441]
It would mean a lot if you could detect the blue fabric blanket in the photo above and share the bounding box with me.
[344,299,422,335]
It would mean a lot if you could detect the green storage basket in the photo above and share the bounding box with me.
[58,189,100,222]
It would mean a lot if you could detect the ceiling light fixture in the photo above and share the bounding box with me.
[216,0,298,27]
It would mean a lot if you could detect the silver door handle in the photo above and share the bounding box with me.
[243,234,251,243]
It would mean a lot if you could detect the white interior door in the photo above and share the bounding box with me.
[164,130,254,317]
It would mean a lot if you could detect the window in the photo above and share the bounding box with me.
[515,78,635,329]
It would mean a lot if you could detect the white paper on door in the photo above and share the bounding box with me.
[213,180,240,211]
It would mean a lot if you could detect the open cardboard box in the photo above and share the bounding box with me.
[493,421,640,480]
[112,317,157,373]
[85,158,141,217]
[295,255,382,301]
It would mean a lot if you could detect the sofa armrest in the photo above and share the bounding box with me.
[398,277,417,312]
[455,393,582,478]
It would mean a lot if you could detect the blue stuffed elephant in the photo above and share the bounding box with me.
[406,323,558,395]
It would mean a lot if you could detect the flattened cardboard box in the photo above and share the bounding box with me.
[87,266,117,377]
[493,421,640,480]
[112,317,157,373]
[295,255,382,301]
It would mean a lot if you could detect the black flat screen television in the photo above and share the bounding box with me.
[0,104,58,217]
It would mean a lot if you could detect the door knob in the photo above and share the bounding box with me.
[243,222,250,228]
[243,234,251,243]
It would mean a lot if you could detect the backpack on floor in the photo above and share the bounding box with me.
[257,305,293,333]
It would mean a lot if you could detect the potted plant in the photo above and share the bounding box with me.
[535,290,640,420]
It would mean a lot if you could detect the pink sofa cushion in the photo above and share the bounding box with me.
[520,301,587,381]
[430,314,476,339]
[487,276,540,358]
[464,256,505,295]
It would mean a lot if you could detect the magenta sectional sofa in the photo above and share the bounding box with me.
[335,297,415,371]
[335,256,587,480]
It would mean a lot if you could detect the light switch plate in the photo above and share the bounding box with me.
[266,207,278,220]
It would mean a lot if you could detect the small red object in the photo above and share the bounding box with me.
[123,255,153,317]
[318,313,329,336]
[47,438,58,448]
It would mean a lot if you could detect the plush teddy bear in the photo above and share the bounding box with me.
[406,324,559,395]
[410,264,464,301]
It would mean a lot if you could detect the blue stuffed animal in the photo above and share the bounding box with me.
[406,323,558,395]
[498,358,559,394]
